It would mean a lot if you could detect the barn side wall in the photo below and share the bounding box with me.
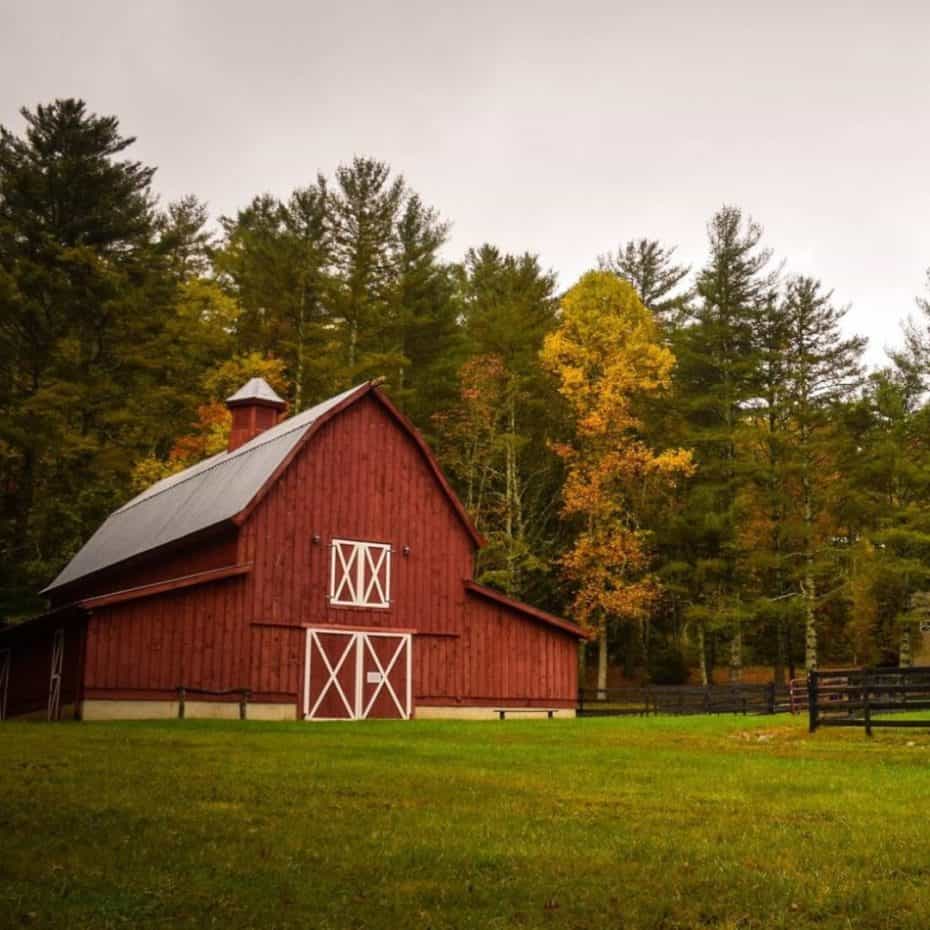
[452,593,579,708]
[79,575,274,705]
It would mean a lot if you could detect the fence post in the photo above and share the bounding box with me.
[864,672,873,737]
[807,671,818,733]
[578,687,584,718]
[177,686,186,720]
[239,690,249,721]
[767,681,776,715]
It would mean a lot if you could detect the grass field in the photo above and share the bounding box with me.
[2,715,929,930]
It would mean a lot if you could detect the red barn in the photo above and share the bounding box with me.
[0,379,584,721]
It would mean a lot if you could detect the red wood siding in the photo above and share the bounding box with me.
[67,392,579,713]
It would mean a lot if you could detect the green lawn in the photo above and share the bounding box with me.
[2,715,929,930]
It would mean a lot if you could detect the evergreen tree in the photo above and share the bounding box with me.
[215,182,334,408]
[0,99,173,611]
[387,194,461,427]
[670,206,777,680]
[440,246,562,599]
[780,276,865,670]
[599,238,691,326]
[330,157,406,378]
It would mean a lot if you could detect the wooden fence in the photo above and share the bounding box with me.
[808,667,930,735]
[577,683,790,717]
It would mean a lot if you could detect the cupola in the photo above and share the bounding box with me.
[225,378,287,452]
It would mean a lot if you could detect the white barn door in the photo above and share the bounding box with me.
[304,629,411,720]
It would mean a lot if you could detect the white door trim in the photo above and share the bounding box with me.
[304,628,411,721]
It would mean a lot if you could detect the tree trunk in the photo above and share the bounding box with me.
[597,623,608,700]
[697,624,709,687]
[503,391,523,596]
[348,317,358,369]
[729,626,743,682]
[294,287,306,410]
[774,619,786,686]
[900,628,913,668]
[802,454,817,672]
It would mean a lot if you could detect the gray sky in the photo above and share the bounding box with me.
[4,0,929,366]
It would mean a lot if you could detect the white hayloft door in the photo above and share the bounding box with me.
[329,539,391,608]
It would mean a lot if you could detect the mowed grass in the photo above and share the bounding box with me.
[2,715,930,930]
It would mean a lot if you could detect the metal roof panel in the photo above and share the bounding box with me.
[43,383,365,594]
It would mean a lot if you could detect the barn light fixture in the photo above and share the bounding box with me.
[402,545,411,557]
[312,534,321,545]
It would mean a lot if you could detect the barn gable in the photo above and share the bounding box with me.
[43,381,481,601]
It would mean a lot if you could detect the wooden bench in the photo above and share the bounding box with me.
[496,708,558,720]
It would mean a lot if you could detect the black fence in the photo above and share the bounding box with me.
[808,667,930,735]
[578,683,791,717]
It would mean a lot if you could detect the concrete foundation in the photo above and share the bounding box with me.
[414,705,575,720]
[80,700,297,721]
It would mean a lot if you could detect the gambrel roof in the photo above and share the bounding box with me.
[44,382,483,596]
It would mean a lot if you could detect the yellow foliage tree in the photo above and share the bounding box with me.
[541,271,693,694]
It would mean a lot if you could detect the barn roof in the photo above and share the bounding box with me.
[43,381,484,597]
[43,383,365,595]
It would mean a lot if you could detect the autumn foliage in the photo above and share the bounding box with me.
[541,272,693,642]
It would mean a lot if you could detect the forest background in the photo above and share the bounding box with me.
[5,99,930,688]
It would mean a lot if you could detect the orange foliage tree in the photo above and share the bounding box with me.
[541,271,693,694]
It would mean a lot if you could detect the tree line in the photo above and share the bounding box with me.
[3,99,930,688]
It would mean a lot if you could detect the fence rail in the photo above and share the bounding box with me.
[578,683,790,718]
[808,667,930,735]
[176,685,251,720]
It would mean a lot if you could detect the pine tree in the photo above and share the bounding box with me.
[215,183,334,408]
[739,292,796,682]
[670,206,777,681]
[0,99,173,611]
[780,276,865,670]
[839,373,930,666]
[330,157,406,378]
[384,194,460,427]
[444,246,562,598]
[599,238,691,326]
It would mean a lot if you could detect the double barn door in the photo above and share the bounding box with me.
[303,628,412,720]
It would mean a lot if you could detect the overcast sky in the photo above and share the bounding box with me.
[4,1,929,366]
